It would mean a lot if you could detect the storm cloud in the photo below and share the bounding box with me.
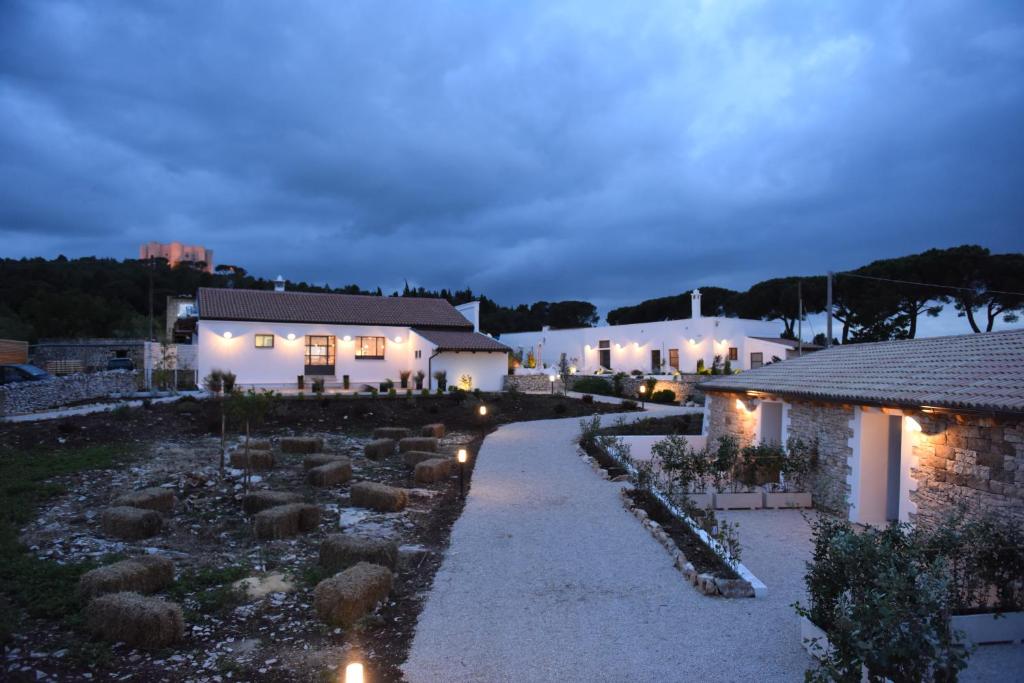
[1,1,1022,313]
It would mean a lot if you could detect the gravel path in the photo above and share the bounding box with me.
[403,413,815,682]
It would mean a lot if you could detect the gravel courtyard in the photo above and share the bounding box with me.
[403,411,1024,682]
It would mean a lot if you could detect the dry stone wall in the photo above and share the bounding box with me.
[786,401,854,515]
[0,370,138,416]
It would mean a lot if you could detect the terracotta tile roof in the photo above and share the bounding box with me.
[413,328,510,353]
[701,329,1024,414]
[198,288,473,329]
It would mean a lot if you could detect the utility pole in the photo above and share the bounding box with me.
[797,280,803,357]
[148,257,154,341]
[826,271,833,348]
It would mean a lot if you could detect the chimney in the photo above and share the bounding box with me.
[691,289,702,319]
[274,275,286,292]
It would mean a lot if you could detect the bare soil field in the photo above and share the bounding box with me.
[0,392,624,682]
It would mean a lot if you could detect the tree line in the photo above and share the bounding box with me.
[606,245,1023,342]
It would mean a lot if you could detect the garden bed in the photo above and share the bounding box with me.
[596,414,703,437]
[0,393,619,682]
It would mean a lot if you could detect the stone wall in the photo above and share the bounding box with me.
[32,339,148,373]
[787,401,854,515]
[563,373,709,402]
[910,412,1024,529]
[503,374,565,393]
[0,370,139,416]
[705,390,759,446]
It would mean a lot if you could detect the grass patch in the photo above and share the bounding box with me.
[166,564,251,617]
[0,444,133,641]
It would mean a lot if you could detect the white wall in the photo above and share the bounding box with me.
[431,351,508,392]
[198,320,429,387]
[500,316,786,373]
[849,408,892,526]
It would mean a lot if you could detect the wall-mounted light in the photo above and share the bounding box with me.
[634,342,641,349]
[905,416,922,433]
[615,343,622,349]
[222,331,233,339]
[342,335,352,342]
[688,338,697,345]
[287,333,296,341]
[394,335,402,343]
[584,344,591,351]
[735,398,750,412]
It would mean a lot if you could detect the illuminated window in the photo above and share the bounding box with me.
[728,347,738,361]
[750,352,763,369]
[305,335,336,375]
[355,336,385,360]
[255,334,274,349]
[668,348,679,370]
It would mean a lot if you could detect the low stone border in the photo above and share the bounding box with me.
[578,444,767,598]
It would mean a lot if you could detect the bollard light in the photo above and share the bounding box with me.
[457,448,468,496]
[457,448,468,463]
[548,374,556,394]
[639,384,647,408]
[478,405,488,416]
[344,662,364,683]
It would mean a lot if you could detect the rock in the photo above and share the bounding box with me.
[280,437,323,454]
[313,562,393,627]
[233,572,295,599]
[399,437,437,453]
[402,450,444,467]
[421,423,445,438]
[414,458,452,484]
[350,481,408,512]
[307,460,353,487]
[373,427,410,440]
[229,449,275,471]
[611,474,630,482]
[241,490,302,515]
[698,573,719,596]
[303,453,346,470]
[364,439,396,461]
[714,577,755,599]
[84,592,184,648]
[253,503,321,540]
[319,534,399,573]
[112,487,176,515]
[78,556,174,601]
[101,506,162,540]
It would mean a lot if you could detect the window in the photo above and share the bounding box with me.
[305,335,336,374]
[750,352,763,369]
[255,334,274,348]
[668,348,679,370]
[355,336,385,359]
[728,347,738,361]
[651,349,661,372]
[414,349,422,359]
[598,339,611,370]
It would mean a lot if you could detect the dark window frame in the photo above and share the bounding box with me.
[728,347,738,361]
[355,336,386,360]
[255,333,275,349]
[305,335,336,374]
[750,351,763,369]
[668,348,679,370]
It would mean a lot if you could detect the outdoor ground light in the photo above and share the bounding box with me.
[222,331,232,339]
[548,374,556,394]
[478,405,488,416]
[344,662,363,683]
[457,448,468,496]
[639,384,647,408]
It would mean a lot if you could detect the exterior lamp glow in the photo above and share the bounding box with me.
[735,398,747,411]
[639,384,647,408]
[344,662,364,683]
[457,448,468,464]
[634,342,640,349]
[689,338,696,345]
[394,336,402,343]
[457,448,468,495]
[548,374,557,395]
[905,416,922,433]
[342,335,352,342]
[287,333,296,341]
[222,331,233,339]
[478,405,488,416]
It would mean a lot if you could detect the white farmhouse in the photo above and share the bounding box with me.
[499,290,814,374]
[196,284,509,391]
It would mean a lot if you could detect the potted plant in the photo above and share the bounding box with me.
[764,437,815,509]
[433,370,447,392]
[711,436,763,510]
[414,370,425,390]
[400,369,412,389]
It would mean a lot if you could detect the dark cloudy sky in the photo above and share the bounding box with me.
[1,1,1022,314]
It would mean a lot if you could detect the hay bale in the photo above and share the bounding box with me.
[414,458,453,484]
[112,487,175,514]
[373,427,410,440]
[241,490,302,515]
[399,437,437,453]
[319,534,398,573]
[101,506,162,540]
[308,459,353,487]
[248,440,272,451]
[229,449,275,470]
[421,423,446,438]
[364,438,396,460]
[280,437,323,454]
[253,503,320,540]
[78,555,174,601]
[402,450,445,467]
[84,592,184,648]
[350,481,408,512]
[313,562,393,627]
[303,453,345,470]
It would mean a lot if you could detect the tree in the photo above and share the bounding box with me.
[944,246,1024,332]
[739,277,824,338]
[606,286,741,325]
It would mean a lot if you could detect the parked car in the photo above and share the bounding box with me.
[0,364,51,385]
[106,357,135,371]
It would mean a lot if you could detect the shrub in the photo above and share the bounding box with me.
[573,377,612,395]
[433,370,447,391]
[651,389,676,404]
[388,388,397,398]
[620,399,637,410]
[413,370,425,389]
[399,369,412,388]
[630,369,643,377]
[723,358,732,374]
[380,379,394,392]
[553,403,567,415]
[421,388,429,397]
[581,394,593,404]
[611,372,628,396]
[458,373,473,391]
[311,378,325,396]
[221,371,237,393]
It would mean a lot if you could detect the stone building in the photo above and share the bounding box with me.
[139,241,214,272]
[701,329,1024,529]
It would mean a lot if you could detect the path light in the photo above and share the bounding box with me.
[457,448,468,496]
[548,374,556,395]
[287,333,296,341]
[223,331,233,339]
[344,662,364,683]
[478,405,488,416]
[639,384,647,408]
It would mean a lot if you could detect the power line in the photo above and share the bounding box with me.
[835,271,1024,298]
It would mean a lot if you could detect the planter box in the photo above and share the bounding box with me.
[764,491,812,509]
[714,492,763,510]
[952,611,1024,645]
[800,616,832,661]
[682,492,713,509]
